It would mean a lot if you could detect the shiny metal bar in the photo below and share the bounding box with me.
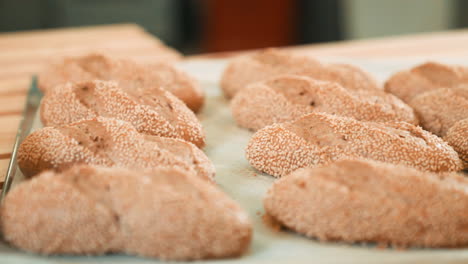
[0,77,42,202]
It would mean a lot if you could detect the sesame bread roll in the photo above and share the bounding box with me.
[221,48,380,98]
[409,86,468,137]
[18,117,214,180]
[38,53,204,112]
[444,119,468,168]
[1,165,252,260]
[40,80,205,147]
[264,159,468,248]
[231,75,417,131]
[385,62,468,103]
[246,113,462,177]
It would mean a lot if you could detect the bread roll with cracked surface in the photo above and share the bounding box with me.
[221,48,380,98]
[40,80,205,147]
[264,159,468,248]
[38,53,204,112]
[18,117,214,180]
[409,86,468,137]
[385,62,468,103]
[231,75,417,130]
[444,119,468,168]
[246,113,462,177]
[1,165,252,260]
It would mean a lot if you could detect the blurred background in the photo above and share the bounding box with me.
[1,0,466,54]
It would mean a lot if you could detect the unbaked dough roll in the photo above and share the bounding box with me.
[1,165,251,260]
[385,62,468,103]
[221,48,380,98]
[38,53,204,112]
[264,159,468,248]
[40,80,205,147]
[444,118,468,168]
[246,113,462,177]
[409,86,468,137]
[18,117,214,180]
[231,75,417,130]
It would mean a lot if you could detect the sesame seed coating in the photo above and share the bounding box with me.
[1,165,252,260]
[221,48,381,98]
[40,80,205,147]
[409,86,468,137]
[38,53,204,112]
[18,117,215,180]
[385,62,468,103]
[246,112,462,177]
[444,119,468,168]
[264,159,468,248]
[231,75,417,131]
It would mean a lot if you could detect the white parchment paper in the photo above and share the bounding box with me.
[1,58,468,264]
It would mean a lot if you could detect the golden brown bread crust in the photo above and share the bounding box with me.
[38,53,204,112]
[409,86,468,137]
[246,113,462,177]
[221,48,380,98]
[384,62,468,103]
[0,165,252,260]
[40,80,205,147]
[264,159,468,248]
[18,117,214,180]
[231,75,417,130]
[444,119,468,168]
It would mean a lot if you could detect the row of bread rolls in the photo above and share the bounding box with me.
[225,49,414,132]
[220,49,468,248]
[1,54,253,260]
[385,62,468,166]
[222,49,467,169]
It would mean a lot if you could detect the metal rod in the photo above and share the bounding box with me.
[0,77,42,202]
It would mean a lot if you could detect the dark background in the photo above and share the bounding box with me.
[0,0,466,54]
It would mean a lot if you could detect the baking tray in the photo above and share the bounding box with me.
[1,58,468,264]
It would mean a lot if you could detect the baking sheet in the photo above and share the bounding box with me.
[1,58,468,264]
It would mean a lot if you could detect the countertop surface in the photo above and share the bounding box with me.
[1,23,467,182]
